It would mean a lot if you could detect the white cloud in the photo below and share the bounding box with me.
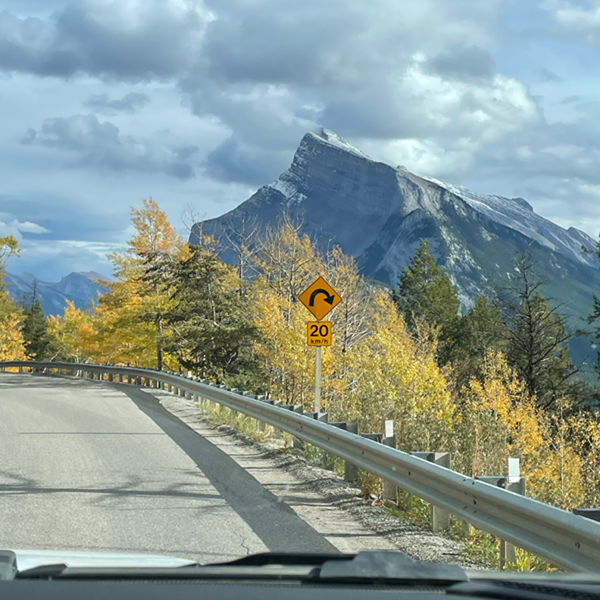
[8,239,116,281]
[363,138,475,179]
[10,220,50,234]
[3,0,600,276]
[399,64,539,142]
[541,0,600,40]
[0,0,211,80]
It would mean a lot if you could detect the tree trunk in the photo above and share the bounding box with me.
[156,315,163,371]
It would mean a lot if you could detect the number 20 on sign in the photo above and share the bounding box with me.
[307,321,332,346]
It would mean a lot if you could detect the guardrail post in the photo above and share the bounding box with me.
[284,404,304,449]
[303,411,328,422]
[361,432,382,442]
[344,422,359,483]
[410,452,452,531]
[475,474,526,567]
[382,435,397,502]
[502,476,526,567]
[255,395,268,431]
[573,508,600,522]
[305,412,330,460]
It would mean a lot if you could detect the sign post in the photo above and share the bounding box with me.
[299,277,342,412]
[315,347,322,412]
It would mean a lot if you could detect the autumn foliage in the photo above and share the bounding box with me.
[20,199,600,512]
[0,236,27,362]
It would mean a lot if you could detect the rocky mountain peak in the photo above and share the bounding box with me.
[191,130,600,327]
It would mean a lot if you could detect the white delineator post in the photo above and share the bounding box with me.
[383,421,397,501]
[314,345,322,413]
[501,457,523,568]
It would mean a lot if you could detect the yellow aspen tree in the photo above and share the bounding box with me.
[250,281,318,405]
[461,349,584,508]
[250,220,451,437]
[250,218,323,405]
[250,218,377,408]
[47,300,99,363]
[96,197,187,368]
[0,236,27,364]
[329,291,455,450]
[463,350,544,477]
[569,412,600,508]
[0,312,27,362]
[538,403,585,510]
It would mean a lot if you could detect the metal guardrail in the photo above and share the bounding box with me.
[2,360,600,572]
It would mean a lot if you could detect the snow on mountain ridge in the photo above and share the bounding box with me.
[262,128,596,268]
[421,175,596,267]
[311,129,372,160]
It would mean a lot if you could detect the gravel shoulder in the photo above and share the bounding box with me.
[150,389,474,566]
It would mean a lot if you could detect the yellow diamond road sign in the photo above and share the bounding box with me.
[298,276,342,320]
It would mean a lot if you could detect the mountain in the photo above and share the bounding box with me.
[191,129,600,373]
[6,271,109,316]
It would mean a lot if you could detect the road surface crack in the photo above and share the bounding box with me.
[232,529,252,556]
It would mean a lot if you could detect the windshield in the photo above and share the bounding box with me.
[2,0,600,576]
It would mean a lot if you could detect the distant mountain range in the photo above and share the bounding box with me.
[6,271,108,316]
[192,128,600,375]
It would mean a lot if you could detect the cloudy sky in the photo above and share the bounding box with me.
[2,0,600,281]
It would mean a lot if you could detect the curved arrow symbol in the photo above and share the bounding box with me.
[309,289,336,306]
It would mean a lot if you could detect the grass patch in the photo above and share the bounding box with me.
[504,548,558,572]
[445,518,500,569]
[200,400,282,445]
[395,490,430,528]
[301,443,345,477]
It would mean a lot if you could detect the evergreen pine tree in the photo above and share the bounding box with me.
[22,295,51,361]
[393,239,462,365]
[450,295,511,390]
[463,295,509,358]
[500,252,581,409]
[163,244,263,388]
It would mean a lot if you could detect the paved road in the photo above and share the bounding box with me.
[0,374,337,563]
